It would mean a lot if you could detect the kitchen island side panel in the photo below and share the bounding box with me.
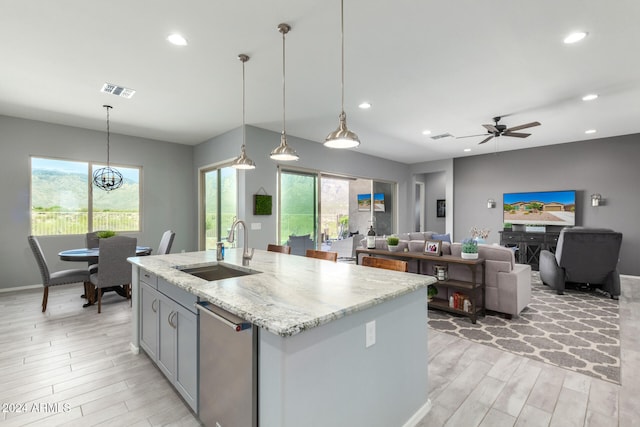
[259,288,429,427]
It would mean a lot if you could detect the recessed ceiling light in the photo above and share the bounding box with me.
[358,102,371,109]
[564,31,587,44]
[582,94,598,101]
[422,129,432,135]
[167,33,188,46]
[585,129,597,134]
[464,148,471,152]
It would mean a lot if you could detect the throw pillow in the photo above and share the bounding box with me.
[431,233,451,243]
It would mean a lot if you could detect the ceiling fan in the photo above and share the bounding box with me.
[457,116,541,145]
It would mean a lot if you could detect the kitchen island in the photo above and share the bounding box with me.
[129,248,435,427]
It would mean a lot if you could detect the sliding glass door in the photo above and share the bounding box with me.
[279,170,317,249]
[201,166,237,250]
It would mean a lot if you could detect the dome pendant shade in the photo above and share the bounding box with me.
[324,111,360,148]
[271,132,299,161]
[93,104,123,191]
[231,143,256,170]
[231,54,256,170]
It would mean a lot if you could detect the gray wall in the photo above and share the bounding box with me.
[423,171,446,233]
[1,115,195,290]
[194,126,414,251]
[453,133,640,275]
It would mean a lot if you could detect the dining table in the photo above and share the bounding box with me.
[58,246,153,262]
[59,246,153,307]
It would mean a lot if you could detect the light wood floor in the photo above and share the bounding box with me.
[1,276,639,426]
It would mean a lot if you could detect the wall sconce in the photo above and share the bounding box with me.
[591,193,602,207]
[487,198,496,208]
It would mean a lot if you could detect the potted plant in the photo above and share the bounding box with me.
[503,222,512,231]
[461,238,478,259]
[427,285,438,302]
[96,230,116,239]
[387,236,400,252]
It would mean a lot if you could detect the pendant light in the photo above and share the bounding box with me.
[324,0,360,149]
[93,105,123,191]
[231,54,256,170]
[270,23,299,161]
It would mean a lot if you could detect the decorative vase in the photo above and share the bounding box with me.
[388,245,399,252]
[461,252,478,260]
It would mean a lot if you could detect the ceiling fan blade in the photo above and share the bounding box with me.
[478,135,494,145]
[503,132,531,138]
[455,133,488,139]
[483,124,499,133]
[506,121,540,132]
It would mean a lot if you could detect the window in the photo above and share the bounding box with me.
[30,157,141,235]
[200,165,237,250]
[278,166,397,249]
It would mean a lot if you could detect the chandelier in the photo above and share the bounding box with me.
[93,105,123,191]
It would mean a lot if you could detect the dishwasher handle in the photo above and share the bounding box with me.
[196,301,252,332]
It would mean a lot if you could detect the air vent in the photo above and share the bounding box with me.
[101,83,136,99]
[430,133,454,140]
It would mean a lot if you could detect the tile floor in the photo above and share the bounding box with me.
[1,275,638,426]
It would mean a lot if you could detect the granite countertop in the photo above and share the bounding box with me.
[128,248,435,337]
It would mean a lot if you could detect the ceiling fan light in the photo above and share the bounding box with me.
[324,112,360,149]
[271,133,299,161]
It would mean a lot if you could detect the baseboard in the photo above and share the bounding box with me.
[403,399,432,427]
[0,284,42,293]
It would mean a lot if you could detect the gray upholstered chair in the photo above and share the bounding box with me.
[157,230,175,255]
[539,227,623,298]
[89,235,136,313]
[286,234,315,256]
[28,235,90,312]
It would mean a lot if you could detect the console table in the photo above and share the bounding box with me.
[356,248,485,323]
[499,230,560,270]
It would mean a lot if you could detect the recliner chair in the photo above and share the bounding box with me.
[539,227,622,298]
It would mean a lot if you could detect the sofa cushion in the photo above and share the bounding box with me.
[431,233,451,243]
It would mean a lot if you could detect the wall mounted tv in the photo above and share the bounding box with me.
[503,190,576,227]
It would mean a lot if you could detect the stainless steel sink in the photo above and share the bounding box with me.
[179,264,257,281]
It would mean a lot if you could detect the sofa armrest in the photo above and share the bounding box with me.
[539,249,565,294]
[493,263,531,317]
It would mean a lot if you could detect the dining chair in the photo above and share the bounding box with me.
[157,230,175,255]
[305,249,338,262]
[267,244,291,254]
[89,235,136,313]
[361,256,408,272]
[28,235,91,312]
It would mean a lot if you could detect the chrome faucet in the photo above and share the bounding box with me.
[228,219,254,266]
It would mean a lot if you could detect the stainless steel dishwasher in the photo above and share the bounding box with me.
[196,301,258,427]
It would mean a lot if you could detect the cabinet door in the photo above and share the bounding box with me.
[140,282,159,360]
[174,304,199,412]
[157,293,176,379]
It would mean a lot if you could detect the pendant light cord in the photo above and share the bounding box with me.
[340,0,345,115]
[282,28,287,135]
[105,105,112,166]
[242,58,246,150]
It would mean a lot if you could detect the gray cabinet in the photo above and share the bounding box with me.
[139,270,199,412]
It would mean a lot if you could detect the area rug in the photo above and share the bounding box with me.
[428,272,620,384]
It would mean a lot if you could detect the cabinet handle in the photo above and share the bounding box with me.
[168,311,177,329]
[151,299,157,313]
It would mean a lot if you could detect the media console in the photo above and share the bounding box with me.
[499,230,560,271]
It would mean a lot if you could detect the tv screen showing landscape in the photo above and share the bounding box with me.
[503,190,576,226]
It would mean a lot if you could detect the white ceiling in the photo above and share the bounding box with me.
[2,0,640,164]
